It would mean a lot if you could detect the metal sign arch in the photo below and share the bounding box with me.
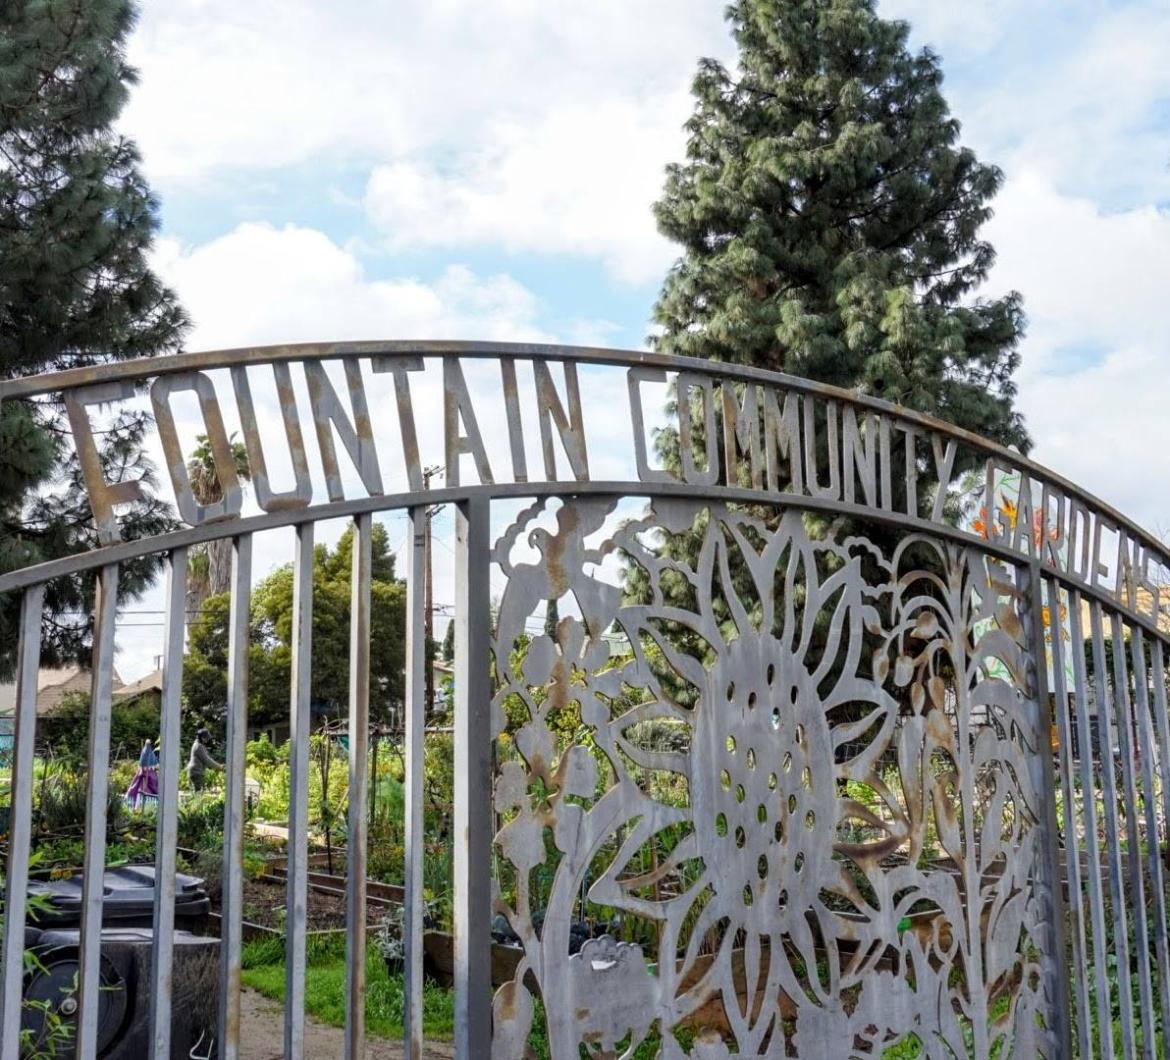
[0,342,1167,1058]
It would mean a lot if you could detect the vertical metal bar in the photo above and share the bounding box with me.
[0,584,45,1059]
[1107,611,1156,1055]
[1044,581,1092,1058]
[219,536,253,1060]
[403,507,427,1058]
[1024,567,1071,1056]
[453,496,492,1057]
[345,514,372,1060]
[149,549,188,1060]
[1152,643,1170,918]
[76,563,119,1059]
[1088,600,1136,1056]
[1068,590,1114,1060]
[1128,629,1170,1050]
[285,522,314,1060]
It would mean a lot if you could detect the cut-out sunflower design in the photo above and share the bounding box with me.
[489,498,1055,1059]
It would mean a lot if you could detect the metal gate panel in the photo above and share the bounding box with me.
[0,342,1166,1058]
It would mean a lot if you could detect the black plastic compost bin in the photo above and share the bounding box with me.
[21,866,220,1058]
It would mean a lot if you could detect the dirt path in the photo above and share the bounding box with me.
[239,989,455,1059]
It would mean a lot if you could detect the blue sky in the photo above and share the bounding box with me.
[104,0,1170,677]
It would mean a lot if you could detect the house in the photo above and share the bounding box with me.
[113,668,164,710]
[0,665,125,758]
[0,664,125,719]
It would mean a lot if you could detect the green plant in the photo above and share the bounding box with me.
[39,693,163,765]
[373,906,405,965]
[1,855,75,1058]
[34,763,127,843]
[240,940,455,1040]
[177,793,227,850]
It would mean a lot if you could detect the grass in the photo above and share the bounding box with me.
[239,935,455,1041]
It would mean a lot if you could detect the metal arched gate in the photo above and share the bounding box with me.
[0,343,1166,1058]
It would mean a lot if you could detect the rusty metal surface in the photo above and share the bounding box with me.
[489,499,1061,1057]
[3,340,1169,594]
[2,343,1169,1057]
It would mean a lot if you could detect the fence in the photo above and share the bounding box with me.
[1,341,1168,1058]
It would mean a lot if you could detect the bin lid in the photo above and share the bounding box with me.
[28,865,210,925]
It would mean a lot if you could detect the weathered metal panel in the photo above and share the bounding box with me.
[0,584,45,1060]
[76,564,120,1059]
[285,523,314,1059]
[403,506,428,1058]
[346,513,373,1060]
[454,496,493,1055]
[2,343,1168,1057]
[488,499,1063,1056]
[150,548,188,1060]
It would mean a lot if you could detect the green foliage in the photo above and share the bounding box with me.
[653,0,1027,452]
[240,942,455,1041]
[39,690,162,763]
[176,794,228,850]
[184,523,407,728]
[33,761,127,839]
[0,0,188,678]
[0,856,75,1057]
[441,619,455,661]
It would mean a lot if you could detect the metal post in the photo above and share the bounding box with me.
[453,496,492,1056]
[1068,590,1115,1059]
[0,584,45,1059]
[150,548,188,1059]
[345,514,373,1060]
[403,506,427,1057]
[1127,628,1170,1046]
[1043,580,1092,1058]
[285,523,314,1059]
[1088,600,1136,1055]
[1023,567,1072,1056]
[220,536,253,1060]
[76,563,120,1059]
[1108,611,1157,1053]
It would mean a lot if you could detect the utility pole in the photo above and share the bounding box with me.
[422,465,443,716]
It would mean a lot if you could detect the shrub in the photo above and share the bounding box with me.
[40,691,162,763]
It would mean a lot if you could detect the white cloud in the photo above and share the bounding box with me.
[152,222,555,350]
[988,172,1170,366]
[879,0,1025,54]
[122,2,731,283]
[979,173,1170,533]
[122,0,727,184]
[123,1,1170,543]
[969,4,1170,207]
[364,95,686,284]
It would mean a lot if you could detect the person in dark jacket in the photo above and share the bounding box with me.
[186,728,222,791]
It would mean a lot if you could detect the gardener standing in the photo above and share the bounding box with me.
[186,727,222,791]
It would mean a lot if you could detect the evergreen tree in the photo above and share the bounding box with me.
[628,0,1028,714]
[183,524,408,729]
[653,0,1028,452]
[0,1,187,676]
[441,619,455,662]
[543,596,560,640]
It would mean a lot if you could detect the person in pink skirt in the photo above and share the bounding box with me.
[125,738,160,809]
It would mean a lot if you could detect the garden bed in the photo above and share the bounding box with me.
[209,874,387,934]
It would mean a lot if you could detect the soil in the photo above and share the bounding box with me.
[237,876,365,931]
[239,989,454,1059]
[225,870,390,931]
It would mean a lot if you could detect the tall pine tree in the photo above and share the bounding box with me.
[0,1,188,676]
[653,0,1028,452]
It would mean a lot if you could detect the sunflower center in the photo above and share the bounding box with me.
[693,632,836,930]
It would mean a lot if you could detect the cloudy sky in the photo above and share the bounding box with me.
[107,0,1170,678]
